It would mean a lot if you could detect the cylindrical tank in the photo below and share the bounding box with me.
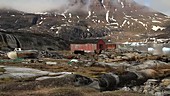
[7,50,39,59]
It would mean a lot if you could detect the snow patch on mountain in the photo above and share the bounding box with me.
[138,21,146,27]
[152,26,166,31]
[61,13,66,18]
[69,13,72,18]
[106,10,110,23]
[152,20,161,23]
[86,11,92,19]
[34,12,48,15]
[120,2,124,8]
[122,20,127,27]
[50,26,55,30]
[39,21,43,25]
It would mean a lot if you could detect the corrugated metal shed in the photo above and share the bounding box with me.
[70,39,106,52]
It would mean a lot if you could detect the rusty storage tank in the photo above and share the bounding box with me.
[7,49,39,59]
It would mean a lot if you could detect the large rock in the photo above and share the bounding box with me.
[0,66,73,80]
[0,32,69,51]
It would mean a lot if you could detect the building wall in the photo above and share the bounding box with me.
[71,44,97,52]
[97,39,106,50]
[106,44,116,50]
[70,39,106,52]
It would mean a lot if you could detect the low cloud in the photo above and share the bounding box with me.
[0,0,69,13]
[0,0,92,13]
[1,0,170,15]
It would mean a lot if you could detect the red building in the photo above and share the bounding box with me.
[70,39,106,53]
[106,43,117,50]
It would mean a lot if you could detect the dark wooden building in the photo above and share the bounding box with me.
[70,39,106,53]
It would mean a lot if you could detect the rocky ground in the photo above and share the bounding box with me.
[0,50,170,96]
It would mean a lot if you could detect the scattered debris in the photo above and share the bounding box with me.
[45,61,57,65]
[1,48,170,95]
[39,51,63,59]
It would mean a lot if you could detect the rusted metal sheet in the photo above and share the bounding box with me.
[70,39,106,52]
[85,44,97,52]
[106,44,116,50]
[7,50,39,59]
[71,44,97,52]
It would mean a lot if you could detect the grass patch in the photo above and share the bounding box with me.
[51,87,84,96]
[0,67,5,73]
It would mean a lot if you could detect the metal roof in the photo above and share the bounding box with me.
[71,39,104,44]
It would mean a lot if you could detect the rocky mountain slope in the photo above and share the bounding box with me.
[0,31,69,51]
[0,0,170,50]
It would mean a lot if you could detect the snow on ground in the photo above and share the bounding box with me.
[92,16,98,18]
[152,26,166,31]
[139,15,144,17]
[68,19,72,23]
[131,18,138,22]
[125,14,132,18]
[131,17,147,28]
[61,13,66,18]
[131,22,134,25]
[39,21,43,25]
[11,15,15,17]
[61,24,67,27]
[101,0,106,10]
[113,26,118,28]
[157,39,169,43]
[50,26,55,30]
[162,47,170,53]
[154,14,158,16]
[138,21,146,27]
[110,16,117,21]
[106,10,110,23]
[69,13,72,18]
[121,2,124,8]
[123,42,146,46]
[152,20,161,23]
[98,20,101,23]
[92,19,96,23]
[122,20,127,27]
[34,12,48,15]
[86,11,91,19]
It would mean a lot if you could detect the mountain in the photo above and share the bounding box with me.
[0,0,170,50]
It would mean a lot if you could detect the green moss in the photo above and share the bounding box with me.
[52,87,84,96]
[0,67,5,73]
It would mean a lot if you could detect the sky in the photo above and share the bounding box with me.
[134,0,170,15]
[0,0,170,15]
[0,0,69,12]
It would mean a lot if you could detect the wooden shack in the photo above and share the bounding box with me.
[70,39,106,53]
[106,43,117,50]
